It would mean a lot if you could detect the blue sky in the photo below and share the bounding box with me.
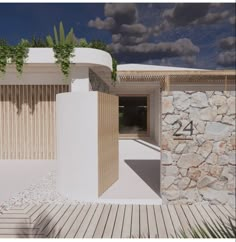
[0,3,235,69]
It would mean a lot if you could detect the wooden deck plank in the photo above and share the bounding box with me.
[174,205,191,238]
[0,228,39,235]
[0,203,233,239]
[56,204,83,238]
[0,234,44,238]
[161,205,175,238]
[0,214,30,219]
[2,204,33,214]
[93,204,111,238]
[30,204,50,223]
[0,218,31,224]
[140,205,149,238]
[121,205,132,238]
[11,204,29,210]
[103,204,118,238]
[182,205,199,226]
[36,204,64,233]
[131,205,139,238]
[0,223,35,229]
[168,205,182,237]
[210,205,231,224]
[75,204,98,238]
[187,204,212,237]
[26,204,44,218]
[195,204,213,225]
[33,204,57,226]
[224,204,235,217]
[147,205,158,238]
[202,204,221,223]
[40,204,70,237]
[112,205,125,238]
[216,205,235,226]
[83,204,104,238]
[50,205,77,238]
[66,204,91,238]
[217,205,234,219]
[154,205,167,238]
[188,204,205,227]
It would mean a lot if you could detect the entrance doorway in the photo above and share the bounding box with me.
[119,95,150,137]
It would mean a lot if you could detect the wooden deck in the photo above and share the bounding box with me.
[0,203,235,238]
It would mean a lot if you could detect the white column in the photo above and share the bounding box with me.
[70,66,90,92]
[56,92,99,201]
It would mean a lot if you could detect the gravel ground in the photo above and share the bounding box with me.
[0,170,73,214]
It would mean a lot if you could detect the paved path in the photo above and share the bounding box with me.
[0,203,235,238]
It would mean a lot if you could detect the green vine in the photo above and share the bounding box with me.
[0,45,9,74]
[0,40,29,75]
[53,44,74,78]
[112,58,117,82]
[13,40,29,75]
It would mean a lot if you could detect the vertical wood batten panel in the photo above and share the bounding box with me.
[0,84,68,159]
[98,92,118,196]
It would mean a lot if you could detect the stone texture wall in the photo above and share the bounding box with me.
[161,91,235,207]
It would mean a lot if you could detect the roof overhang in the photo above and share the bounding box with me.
[116,70,236,91]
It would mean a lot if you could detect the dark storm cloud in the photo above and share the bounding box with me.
[217,51,236,67]
[193,10,230,25]
[88,17,115,30]
[88,3,151,46]
[88,3,137,33]
[217,37,236,67]
[219,37,236,50]
[110,38,200,63]
[229,16,236,25]
[163,3,210,27]
[104,3,137,27]
[153,3,231,35]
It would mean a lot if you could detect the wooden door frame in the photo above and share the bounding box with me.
[118,94,150,138]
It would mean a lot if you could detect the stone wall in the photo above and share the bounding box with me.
[161,91,235,207]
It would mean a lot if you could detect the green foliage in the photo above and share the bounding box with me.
[13,39,30,75]
[0,39,29,75]
[30,36,47,47]
[46,21,76,78]
[112,58,117,82]
[89,40,109,52]
[77,38,89,47]
[0,40,9,74]
[53,44,74,78]
[179,216,236,238]
[0,23,118,82]
[46,21,76,46]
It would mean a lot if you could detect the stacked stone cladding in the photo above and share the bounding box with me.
[161,91,235,208]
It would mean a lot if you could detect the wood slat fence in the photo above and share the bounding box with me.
[0,85,68,159]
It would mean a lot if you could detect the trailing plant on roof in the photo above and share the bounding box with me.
[0,40,9,74]
[13,39,30,75]
[46,21,76,78]
[0,39,29,75]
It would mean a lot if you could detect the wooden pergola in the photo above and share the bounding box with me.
[117,70,236,91]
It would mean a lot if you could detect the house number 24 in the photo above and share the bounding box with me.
[172,120,193,136]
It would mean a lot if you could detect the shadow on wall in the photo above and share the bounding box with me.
[125,159,161,197]
[0,85,68,114]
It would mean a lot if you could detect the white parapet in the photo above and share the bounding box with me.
[56,92,99,201]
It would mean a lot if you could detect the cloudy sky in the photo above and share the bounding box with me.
[0,3,235,69]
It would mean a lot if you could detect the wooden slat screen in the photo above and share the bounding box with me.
[98,92,119,196]
[0,85,69,159]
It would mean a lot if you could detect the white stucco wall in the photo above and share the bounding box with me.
[56,92,99,201]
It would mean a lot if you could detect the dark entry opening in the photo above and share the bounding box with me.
[119,96,148,134]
